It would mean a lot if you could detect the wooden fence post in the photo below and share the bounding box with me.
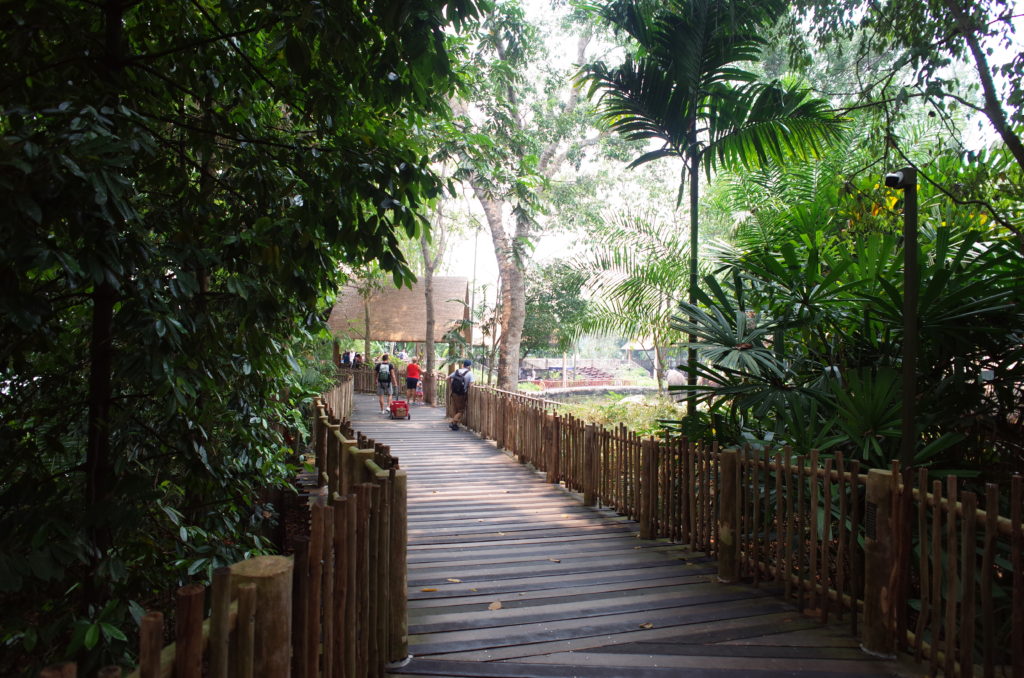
[229,555,294,677]
[639,439,655,539]
[861,468,897,657]
[717,448,740,583]
[209,567,232,678]
[388,470,409,663]
[39,663,76,678]
[306,505,326,676]
[583,424,597,506]
[291,537,309,678]
[327,421,341,497]
[174,583,204,678]
[139,612,163,678]
[236,583,257,678]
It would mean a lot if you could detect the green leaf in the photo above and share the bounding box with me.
[101,622,127,642]
[84,623,100,650]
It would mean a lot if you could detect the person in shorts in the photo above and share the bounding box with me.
[375,354,398,413]
[405,357,422,404]
[446,359,473,430]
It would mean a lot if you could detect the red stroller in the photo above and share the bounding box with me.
[389,399,410,420]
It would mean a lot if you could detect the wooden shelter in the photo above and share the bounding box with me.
[327,277,470,344]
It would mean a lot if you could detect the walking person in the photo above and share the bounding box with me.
[375,354,398,413]
[405,357,422,404]
[446,359,473,430]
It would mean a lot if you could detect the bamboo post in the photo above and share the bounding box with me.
[388,471,409,663]
[307,505,326,676]
[39,663,76,678]
[322,505,336,678]
[174,583,205,678]
[236,583,257,678]
[291,537,309,678]
[209,567,232,678]
[583,424,597,506]
[229,555,294,677]
[139,612,164,678]
[717,448,740,583]
[331,496,350,678]
[366,484,381,675]
[327,422,341,497]
[344,492,358,678]
[861,468,896,657]
[316,413,327,487]
[355,484,373,674]
[638,439,655,539]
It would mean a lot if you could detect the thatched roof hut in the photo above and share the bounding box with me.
[327,277,469,343]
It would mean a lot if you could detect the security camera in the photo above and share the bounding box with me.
[884,167,916,189]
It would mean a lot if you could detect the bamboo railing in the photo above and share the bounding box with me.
[42,381,404,678]
[461,384,1024,678]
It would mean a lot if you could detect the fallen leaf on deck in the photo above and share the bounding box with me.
[548,558,561,563]
[470,588,478,592]
[488,601,502,610]
[639,622,654,629]
[447,578,462,583]
[498,532,505,536]
[420,588,438,592]
[633,546,642,549]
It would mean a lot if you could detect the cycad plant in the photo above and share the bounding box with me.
[581,0,845,413]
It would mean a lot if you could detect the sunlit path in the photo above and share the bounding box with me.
[349,394,915,678]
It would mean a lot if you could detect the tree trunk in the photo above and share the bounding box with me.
[421,230,437,406]
[474,189,525,391]
[941,0,1024,172]
[498,247,526,390]
[686,143,700,417]
[85,280,116,606]
[356,292,369,359]
[653,338,665,395]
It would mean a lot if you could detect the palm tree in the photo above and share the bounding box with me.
[580,0,845,414]
[572,208,694,394]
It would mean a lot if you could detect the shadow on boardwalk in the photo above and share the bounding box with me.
[350,395,917,678]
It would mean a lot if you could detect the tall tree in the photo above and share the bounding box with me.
[455,0,608,390]
[580,0,845,414]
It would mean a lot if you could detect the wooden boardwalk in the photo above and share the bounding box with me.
[350,395,916,678]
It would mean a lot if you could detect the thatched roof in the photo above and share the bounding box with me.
[327,277,469,343]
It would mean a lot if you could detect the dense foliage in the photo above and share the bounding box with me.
[673,137,1024,475]
[0,0,483,672]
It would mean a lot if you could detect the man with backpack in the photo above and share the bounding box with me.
[375,354,398,414]
[446,359,473,430]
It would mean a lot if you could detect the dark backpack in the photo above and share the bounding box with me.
[377,362,392,384]
[450,368,469,395]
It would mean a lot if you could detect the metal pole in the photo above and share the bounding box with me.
[894,167,918,468]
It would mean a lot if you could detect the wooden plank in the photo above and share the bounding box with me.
[349,395,919,678]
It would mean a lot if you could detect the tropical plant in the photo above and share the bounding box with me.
[0,0,485,672]
[572,208,693,393]
[580,0,845,413]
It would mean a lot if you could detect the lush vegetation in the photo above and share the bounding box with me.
[0,0,483,673]
[3,0,1023,671]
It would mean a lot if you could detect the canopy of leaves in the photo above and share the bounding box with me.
[0,0,483,672]
[522,261,590,356]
